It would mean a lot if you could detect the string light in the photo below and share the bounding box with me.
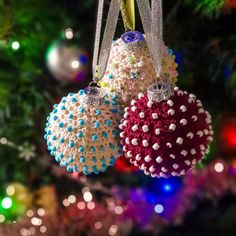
[114,205,123,215]
[31,217,42,226]
[11,41,20,51]
[62,199,70,207]
[0,137,8,144]
[108,225,118,236]
[214,162,224,173]
[154,204,164,214]
[68,195,76,204]
[83,191,93,202]
[87,201,95,210]
[2,197,12,209]
[39,225,47,233]
[65,28,74,39]
[0,214,5,223]
[71,60,80,69]
[94,221,102,229]
[37,208,45,217]
[26,209,34,217]
[6,185,15,196]
[77,201,86,210]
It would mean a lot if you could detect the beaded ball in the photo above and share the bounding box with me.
[44,88,120,175]
[99,31,178,105]
[119,87,213,178]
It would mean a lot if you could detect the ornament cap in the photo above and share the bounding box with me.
[82,86,105,106]
[147,82,174,102]
[121,31,145,51]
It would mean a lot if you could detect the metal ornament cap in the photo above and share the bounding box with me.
[147,82,174,102]
[82,86,105,106]
[121,31,145,51]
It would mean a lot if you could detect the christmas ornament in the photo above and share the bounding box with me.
[120,85,213,177]
[45,87,120,175]
[46,39,89,84]
[100,30,178,105]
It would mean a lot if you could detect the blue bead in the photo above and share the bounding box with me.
[92,166,99,174]
[59,153,64,158]
[78,90,84,96]
[69,141,75,147]
[112,94,118,100]
[80,156,86,163]
[79,146,85,152]
[79,119,85,126]
[67,166,73,172]
[92,134,98,141]
[105,120,112,126]
[94,121,100,128]
[44,134,48,140]
[101,158,106,163]
[61,105,66,110]
[62,98,66,103]
[67,126,73,132]
[112,101,117,106]
[59,122,64,128]
[109,143,115,150]
[73,165,79,172]
[102,163,107,171]
[68,156,74,163]
[83,169,89,175]
[90,146,95,153]
[53,109,58,114]
[112,130,118,137]
[84,165,88,170]
[71,97,77,102]
[95,110,101,116]
[47,130,51,135]
[60,162,65,167]
[52,135,57,141]
[109,74,113,79]
[52,146,57,151]
[53,115,58,121]
[100,146,105,152]
[79,107,85,113]
[105,100,110,105]
[53,104,58,109]
[55,156,61,162]
[77,131,83,138]
[110,156,116,165]
[60,138,65,143]
[102,131,108,138]
[47,116,50,121]
[68,114,74,119]
[112,108,118,113]
[50,151,55,156]
[46,122,50,127]
[92,157,97,163]
[69,93,74,96]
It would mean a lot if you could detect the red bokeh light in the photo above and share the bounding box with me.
[222,125,236,147]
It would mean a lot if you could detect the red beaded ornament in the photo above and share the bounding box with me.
[119,86,213,178]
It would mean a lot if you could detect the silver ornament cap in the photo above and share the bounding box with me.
[82,86,105,106]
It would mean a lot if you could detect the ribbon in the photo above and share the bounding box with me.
[120,0,135,31]
[92,0,120,82]
[136,0,163,80]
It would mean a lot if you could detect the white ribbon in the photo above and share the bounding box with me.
[92,0,121,82]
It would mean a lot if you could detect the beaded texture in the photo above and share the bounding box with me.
[119,87,213,178]
[44,89,120,175]
[99,35,178,105]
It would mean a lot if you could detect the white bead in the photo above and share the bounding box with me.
[124,107,129,112]
[180,119,187,126]
[132,125,138,131]
[173,164,179,169]
[209,130,214,135]
[186,132,194,139]
[168,109,175,115]
[207,136,213,141]
[135,154,141,161]
[167,99,174,106]
[144,155,151,162]
[140,164,146,170]
[166,143,172,148]
[171,172,177,176]
[189,94,196,100]
[169,123,176,131]
[188,98,194,103]
[152,143,160,150]
[177,90,183,96]
[204,129,209,135]
[176,137,183,145]
[144,170,150,175]
[125,137,130,144]
[170,154,175,159]
[174,87,179,91]
[159,172,166,177]
[119,124,124,130]
[124,112,129,119]
[181,150,188,156]
[180,105,187,112]
[131,99,136,106]
[198,108,204,114]
[180,170,186,175]
[138,92,144,99]
[137,61,144,67]
[155,128,160,135]
[139,112,145,118]
[206,117,211,124]
[149,165,155,172]
[133,161,138,166]
[185,160,191,166]
[120,132,124,138]
[191,148,196,155]
[197,131,203,137]
[142,140,148,147]
[127,151,132,157]
[142,125,149,132]
[156,156,163,163]
[131,138,138,145]
[151,173,158,178]
[123,120,128,126]
[191,115,198,121]
[123,145,127,151]
[152,113,158,119]
[192,159,197,165]
[147,100,153,108]
[200,145,205,151]
[161,167,167,173]
[131,106,137,112]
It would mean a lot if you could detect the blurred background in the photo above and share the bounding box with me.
[0,0,236,235]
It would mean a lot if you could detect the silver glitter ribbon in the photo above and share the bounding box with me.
[136,0,173,102]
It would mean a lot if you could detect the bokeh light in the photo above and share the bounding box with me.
[214,162,224,173]
[83,191,92,202]
[154,204,164,214]
[2,197,12,209]
[65,28,74,39]
[11,41,20,50]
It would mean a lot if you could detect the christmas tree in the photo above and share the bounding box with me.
[0,0,236,235]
